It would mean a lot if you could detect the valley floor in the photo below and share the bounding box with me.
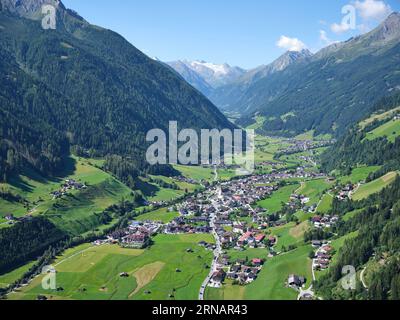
[0,130,396,301]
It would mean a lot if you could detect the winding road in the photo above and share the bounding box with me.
[360,267,368,289]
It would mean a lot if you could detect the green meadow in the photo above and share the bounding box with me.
[342,208,364,222]
[244,244,313,300]
[338,166,381,184]
[270,221,310,252]
[364,118,400,143]
[0,157,134,234]
[317,194,333,213]
[7,234,214,301]
[136,207,179,223]
[206,244,312,301]
[173,165,215,182]
[352,172,398,201]
[246,115,266,130]
[359,106,400,129]
[297,179,332,205]
[257,184,300,214]
[0,261,36,289]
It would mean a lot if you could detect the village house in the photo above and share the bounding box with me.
[288,274,306,288]
[210,270,226,287]
[4,214,15,221]
[121,233,150,249]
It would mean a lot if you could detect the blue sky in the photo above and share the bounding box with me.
[63,0,400,69]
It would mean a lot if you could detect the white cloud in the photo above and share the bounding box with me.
[319,30,339,46]
[276,36,307,52]
[328,0,392,35]
[354,0,392,21]
[331,22,352,34]
[319,30,329,42]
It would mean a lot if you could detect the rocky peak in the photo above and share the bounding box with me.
[0,0,65,18]
[376,12,400,42]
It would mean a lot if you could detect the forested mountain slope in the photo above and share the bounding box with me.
[209,49,313,111]
[321,92,400,177]
[0,0,234,181]
[218,13,400,137]
[315,96,400,300]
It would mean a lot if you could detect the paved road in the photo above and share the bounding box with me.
[298,285,314,300]
[360,267,368,289]
[199,167,222,301]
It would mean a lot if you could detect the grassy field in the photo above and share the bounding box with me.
[364,118,400,143]
[295,130,314,141]
[246,116,266,130]
[317,194,333,213]
[352,172,398,201]
[270,221,309,252]
[136,177,186,202]
[295,210,314,222]
[257,184,300,214]
[135,207,179,223]
[173,165,215,182]
[245,245,313,300]
[0,157,134,234]
[338,166,381,184]
[343,209,364,222]
[205,244,312,301]
[297,179,332,205]
[7,234,214,301]
[253,135,290,165]
[217,168,239,181]
[226,248,268,262]
[359,106,400,129]
[150,175,199,193]
[0,261,36,289]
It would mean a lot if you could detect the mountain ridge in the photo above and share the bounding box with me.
[0,0,234,181]
[217,12,400,136]
[209,49,313,111]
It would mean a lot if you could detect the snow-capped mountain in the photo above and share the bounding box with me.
[166,60,246,91]
[185,60,246,88]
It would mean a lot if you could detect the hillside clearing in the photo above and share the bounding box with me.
[352,172,398,201]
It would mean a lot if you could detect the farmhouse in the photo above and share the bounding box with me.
[210,270,226,287]
[288,274,306,288]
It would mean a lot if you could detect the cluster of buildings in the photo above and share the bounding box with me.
[173,175,198,185]
[165,217,211,234]
[311,215,339,229]
[209,257,265,287]
[51,179,86,199]
[278,139,335,155]
[232,227,276,250]
[312,243,333,271]
[198,240,217,251]
[106,221,161,249]
[336,184,357,200]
